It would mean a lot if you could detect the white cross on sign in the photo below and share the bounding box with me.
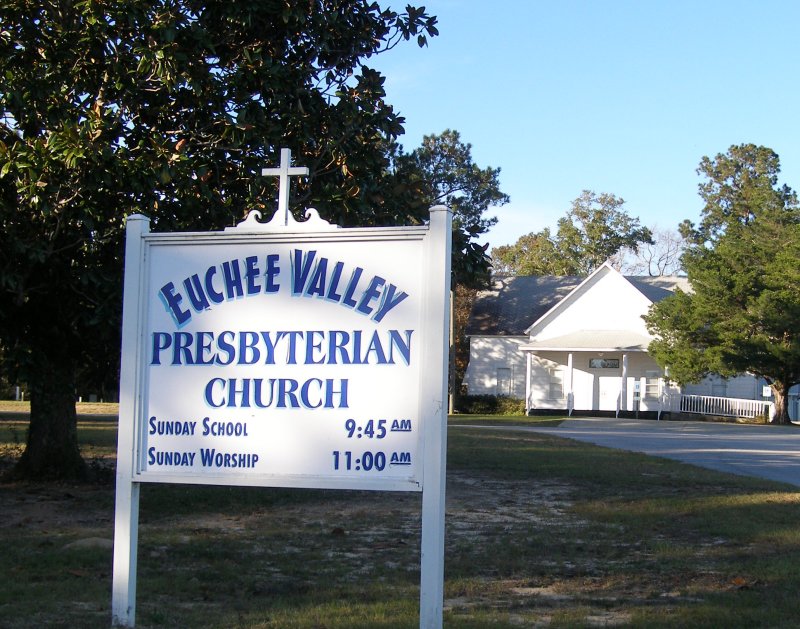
[262,148,309,225]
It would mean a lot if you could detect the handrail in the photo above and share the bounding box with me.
[677,394,774,420]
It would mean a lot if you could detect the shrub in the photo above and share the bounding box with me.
[456,395,525,415]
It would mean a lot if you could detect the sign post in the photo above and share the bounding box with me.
[112,152,451,627]
[419,205,451,627]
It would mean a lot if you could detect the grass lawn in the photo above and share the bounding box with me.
[2,412,800,627]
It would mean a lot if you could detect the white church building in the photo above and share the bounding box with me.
[463,263,797,420]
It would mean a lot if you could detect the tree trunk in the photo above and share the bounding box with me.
[11,352,87,480]
[770,382,792,425]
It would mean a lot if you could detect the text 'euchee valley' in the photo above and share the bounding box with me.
[158,248,409,326]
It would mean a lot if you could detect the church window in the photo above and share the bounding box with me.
[496,368,512,397]
[645,371,661,399]
[548,368,564,399]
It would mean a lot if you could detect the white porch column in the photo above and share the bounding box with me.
[567,352,574,415]
[525,351,532,414]
[621,353,629,413]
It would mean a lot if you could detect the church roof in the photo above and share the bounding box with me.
[465,273,689,337]
[465,275,583,336]
[627,275,691,302]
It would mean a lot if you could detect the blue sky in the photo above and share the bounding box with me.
[369,0,800,248]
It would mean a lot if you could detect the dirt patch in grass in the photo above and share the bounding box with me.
[0,470,744,627]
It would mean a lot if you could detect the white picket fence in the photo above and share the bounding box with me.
[678,394,774,420]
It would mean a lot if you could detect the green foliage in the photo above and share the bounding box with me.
[691,144,797,244]
[0,0,438,477]
[489,227,562,275]
[492,190,652,275]
[0,0,439,360]
[457,394,526,415]
[392,130,509,286]
[400,129,506,233]
[646,144,800,423]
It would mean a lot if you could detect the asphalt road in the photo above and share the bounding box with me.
[521,417,800,488]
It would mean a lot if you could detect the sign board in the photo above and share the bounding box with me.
[136,218,428,490]
[112,166,451,627]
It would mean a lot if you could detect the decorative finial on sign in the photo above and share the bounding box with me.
[227,148,339,232]
[261,148,309,226]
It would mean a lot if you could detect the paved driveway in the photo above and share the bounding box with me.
[521,417,800,487]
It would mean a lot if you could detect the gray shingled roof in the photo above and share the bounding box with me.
[627,275,690,302]
[465,274,689,337]
[465,276,583,336]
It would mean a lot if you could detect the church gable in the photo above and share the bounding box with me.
[464,265,689,340]
[526,264,653,340]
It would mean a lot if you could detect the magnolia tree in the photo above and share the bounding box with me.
[0,1,439,479]
[645,144,800,424]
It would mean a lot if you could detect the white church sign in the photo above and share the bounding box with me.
[112,150,451,627]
